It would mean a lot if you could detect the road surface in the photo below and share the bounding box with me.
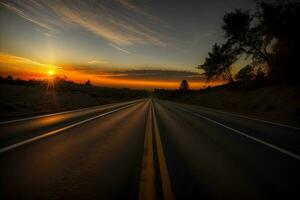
[0,98,299,200]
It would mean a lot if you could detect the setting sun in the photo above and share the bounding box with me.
[48,70,55,76]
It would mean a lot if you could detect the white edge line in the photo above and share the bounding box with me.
[169,101,300,131]
[0,103,137,153]
[0,99,142,125]
[177,107,300,161]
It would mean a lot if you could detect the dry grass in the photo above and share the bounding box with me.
[0,84,147,120]
[156,83,300,126]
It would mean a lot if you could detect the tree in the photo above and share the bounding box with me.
[85,80,92,86]
[179,80,189,90]
[255,67,265,80]
[223,9,273,67]
[197,0,299,83]
[258,0,300,82]
[223,1,300,83]
[198,43,239,81]
[235,65,266,82]
[235,65,255,81]
[6,75,13,80]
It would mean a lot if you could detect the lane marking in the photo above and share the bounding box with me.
[0,102,140,153]
[139,101,156,200]
[152,103,174,200]
[0,99,142,125]
[168,101,300,130]
[176,106,300,161]
[139,100,174,200]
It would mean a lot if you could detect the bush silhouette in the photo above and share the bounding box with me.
[179,80,190,91]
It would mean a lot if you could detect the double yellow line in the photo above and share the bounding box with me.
[139,100,174,200]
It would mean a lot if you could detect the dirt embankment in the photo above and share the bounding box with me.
[0,84,147,120]
[156,83,300,126]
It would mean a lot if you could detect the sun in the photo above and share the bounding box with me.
[48,70,55,76]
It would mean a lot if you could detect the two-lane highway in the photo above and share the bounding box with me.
[0,98,299,200]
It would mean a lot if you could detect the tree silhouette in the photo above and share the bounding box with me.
[85,80,92,86]
[223,9,273,68]
[6,75,13,80]
[258,0,300,82]
[179,80,189,90]
[235,65,255,82]
[255,67,265,81]
[198,43,239,81]
[221,1,300,83]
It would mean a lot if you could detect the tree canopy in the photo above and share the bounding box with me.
[179,80,190,90]
[198,0,300,83]
[198,43,239,82]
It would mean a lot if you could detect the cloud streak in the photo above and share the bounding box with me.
[87,60,108,65]
[106,43,144,58]
[0,0,166,46]
[119,0,161,22]
[107,43,133,55]
[95,69,206,81]
[0,53,59,70]
[0,53,61,79]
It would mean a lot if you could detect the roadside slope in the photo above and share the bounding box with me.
[155,84,300,126]
[0,84,147,120]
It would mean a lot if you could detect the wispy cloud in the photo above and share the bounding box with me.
[119,0,160,22]
[0,52,61,79]
[107,43,145,58]
[87,60,108,65]
[95,69,206,81]
[0,53,59,70]
[0,0,166,46]
[107,43,134,55]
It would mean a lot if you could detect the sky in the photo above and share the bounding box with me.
[0,0,255,89]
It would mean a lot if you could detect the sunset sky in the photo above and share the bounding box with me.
[0,0,255,89]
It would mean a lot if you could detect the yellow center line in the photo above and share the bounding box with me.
[152,102,174,200]
[139,100,174,200]
[139,101,156,200]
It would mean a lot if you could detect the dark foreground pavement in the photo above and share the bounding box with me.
[0,98,299,200]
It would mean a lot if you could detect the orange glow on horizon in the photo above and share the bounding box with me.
[0,53,224,89]
[89,77,224,89]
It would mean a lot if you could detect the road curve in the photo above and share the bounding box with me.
[0,98,299,200]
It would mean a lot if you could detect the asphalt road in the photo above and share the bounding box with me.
[0,98,299,200]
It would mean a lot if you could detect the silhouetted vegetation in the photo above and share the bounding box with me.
[0,75,148,120]
[85,80,92,86]
[235,65,266,82]
[155,1,300,125]
[198,43,240,82]
[0,75,44,86]
[179,80,190,90]
[198,0,300,84]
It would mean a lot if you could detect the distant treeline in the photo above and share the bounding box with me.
[198,0,300,84]
[0,75,148,98]
[0,75,45,86]
[0,75,149,119]
[154,79,271,100]
[0,75,92,87]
